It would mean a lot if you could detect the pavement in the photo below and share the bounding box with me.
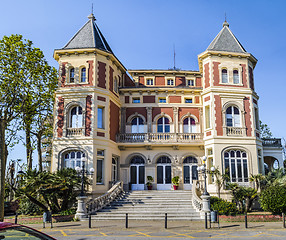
[27,220,286,240]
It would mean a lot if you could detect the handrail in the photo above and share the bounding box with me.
[192,180,203,212]
[87,181,123,214]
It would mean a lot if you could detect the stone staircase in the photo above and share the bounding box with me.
[91,190,202,220]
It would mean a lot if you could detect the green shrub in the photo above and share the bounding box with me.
[58,208,76,216]
[210,196,237,216]
[18,198,42,215]
[260,184,286,214]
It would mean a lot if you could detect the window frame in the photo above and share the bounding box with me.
[225,106,241,127]
[167,79,174,86]
[186,79,195,86]
[70,106,83,128]
[96,150,105,184]
[132,97,140,103]
[146,78,154,86]
[97,106,104,129]
[80,67,87,83]
[157,116,170,133]
[221,68,228,83]
[69,67,75,83]
[158,97,167,103]
[63,151,86,169]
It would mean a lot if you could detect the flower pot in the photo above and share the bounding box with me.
[173,185,178,190]
[147,185,152,190]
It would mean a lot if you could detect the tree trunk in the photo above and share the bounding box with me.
[0,119,7,221]
[37,134,42,172]
[25,121,33,170]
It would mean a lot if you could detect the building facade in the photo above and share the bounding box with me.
[51,14,283,195]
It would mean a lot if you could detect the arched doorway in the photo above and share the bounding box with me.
[130,156,145,190]
[157,156,172,190]
[183,156,198,190]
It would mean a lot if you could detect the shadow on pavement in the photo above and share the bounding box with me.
[55,224,81,228]
[219,224,240,228]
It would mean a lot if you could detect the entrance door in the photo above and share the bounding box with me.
[183,165,198,190]
[157,165,172,190]
[130,165,145,190]
[111,157,118,182]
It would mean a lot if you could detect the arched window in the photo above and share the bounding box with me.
[222,69,228,83]
[157,117,170,133]
[224,150,248,182]
[130,156,145,164]
[69,68,75,83]
[70,106,83,128]
[80,68,86,82]
[233,70,239,84]
[226,106,240,127]
[157,156,171,164]
[183,156,198,164]
[183,117,196,133]
[131,117,144,133]
[64,151,85,169]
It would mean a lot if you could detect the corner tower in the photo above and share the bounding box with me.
[198,21,263,190]
[52,14,127,193]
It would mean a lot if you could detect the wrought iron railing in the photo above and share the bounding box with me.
[262,138,282,147]
[87,181,123,214]
[116,133,203,143]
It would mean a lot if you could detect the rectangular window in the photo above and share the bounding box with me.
[185,98,192,103]
[255,108,259,130]
[96,150,104,184]
[167,79,174,85]
[159,97,166,103]
[97,107,104,129]
[205,106,210,129]
[132,97,140,103]
[187,79,194,86]
[146,79,153,85]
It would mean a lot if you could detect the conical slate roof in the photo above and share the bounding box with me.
[63,14,113,53]
[207,21,246,53]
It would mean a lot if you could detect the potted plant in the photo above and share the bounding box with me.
[172,176,179,190]
[146,176,154,190]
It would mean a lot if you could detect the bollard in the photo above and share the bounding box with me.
[209,212,211,229]
[205,212,208,229]
[15,213,18,224]
[51,213,53,229]
[89,214,91,229]
[125,213,128,228]
[165,213,167,229]
[283,213,286,228]
[245,212,248,228]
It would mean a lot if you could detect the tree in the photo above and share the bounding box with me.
[249,174,264,191]
[0,34,27,221]
[260,121,273,138]
[211,167,229,198]
[15,38,57,170]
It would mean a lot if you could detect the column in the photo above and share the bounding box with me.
[146,107,153,133]
[173,107,179,133]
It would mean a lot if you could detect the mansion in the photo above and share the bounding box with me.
[51,14,283,195]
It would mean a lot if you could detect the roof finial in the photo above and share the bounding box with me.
[88,3,96,21]
[223,13,229,27]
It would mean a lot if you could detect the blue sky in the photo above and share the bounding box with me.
[1,0,285,162]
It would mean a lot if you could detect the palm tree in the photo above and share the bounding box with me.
[249,174,264,191]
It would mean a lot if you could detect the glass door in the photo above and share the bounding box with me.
[130,164,145,190]
[157,164,172,190]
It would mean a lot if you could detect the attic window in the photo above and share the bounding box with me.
[146,79,153,86]
[222,69,228,83]
[167,79,174,86]
[80,68,86,82]
[187,79,194,86]
[233,70,239,84]
[69,68,75,83]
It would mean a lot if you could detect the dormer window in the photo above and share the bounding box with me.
[222,69,228,83]
[233,70,239,84]
[167,79,174,86]
[187,79,194,86]
[80,68,86,82]
[146,79,153,86]
[69,68,75,83]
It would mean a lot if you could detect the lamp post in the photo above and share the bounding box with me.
[198,156,210,229]
[75,159,94,220]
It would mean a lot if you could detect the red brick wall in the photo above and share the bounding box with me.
[195,96,200,104]
[152,108,173,121]
[60,63,67,87]
[214,95,223,136]
[204,96,210,102]
[240,64,247,88]
[196,77,202,87]
[124,73,135,87]
[155,76,165,86]
[175,76,185,86]
[213,62,220,86]
[109,66,114,92]
[204,63,210,88]
[97,96,106,102]
[125,96,129,103]
[206,131,211,136]
[143,96,155,103]
[244,97,252,136]
[126,107,147,121]
[97,132,105,137]
[57,97,64,137]
[109,101,120,142]
[98,61,106,89]
[248,66,254,90]
[169,96,181,103]
[87,60,94,86]
[178,107,200,121]
[139,76,144,86]
[85,95,92,136]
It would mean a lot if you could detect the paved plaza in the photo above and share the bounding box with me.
[28,220,286,240]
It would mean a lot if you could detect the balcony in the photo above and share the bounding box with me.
[262,138,282,148]
[66,127,84,136]
[116,133,203,143]
[225,127,245,136]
